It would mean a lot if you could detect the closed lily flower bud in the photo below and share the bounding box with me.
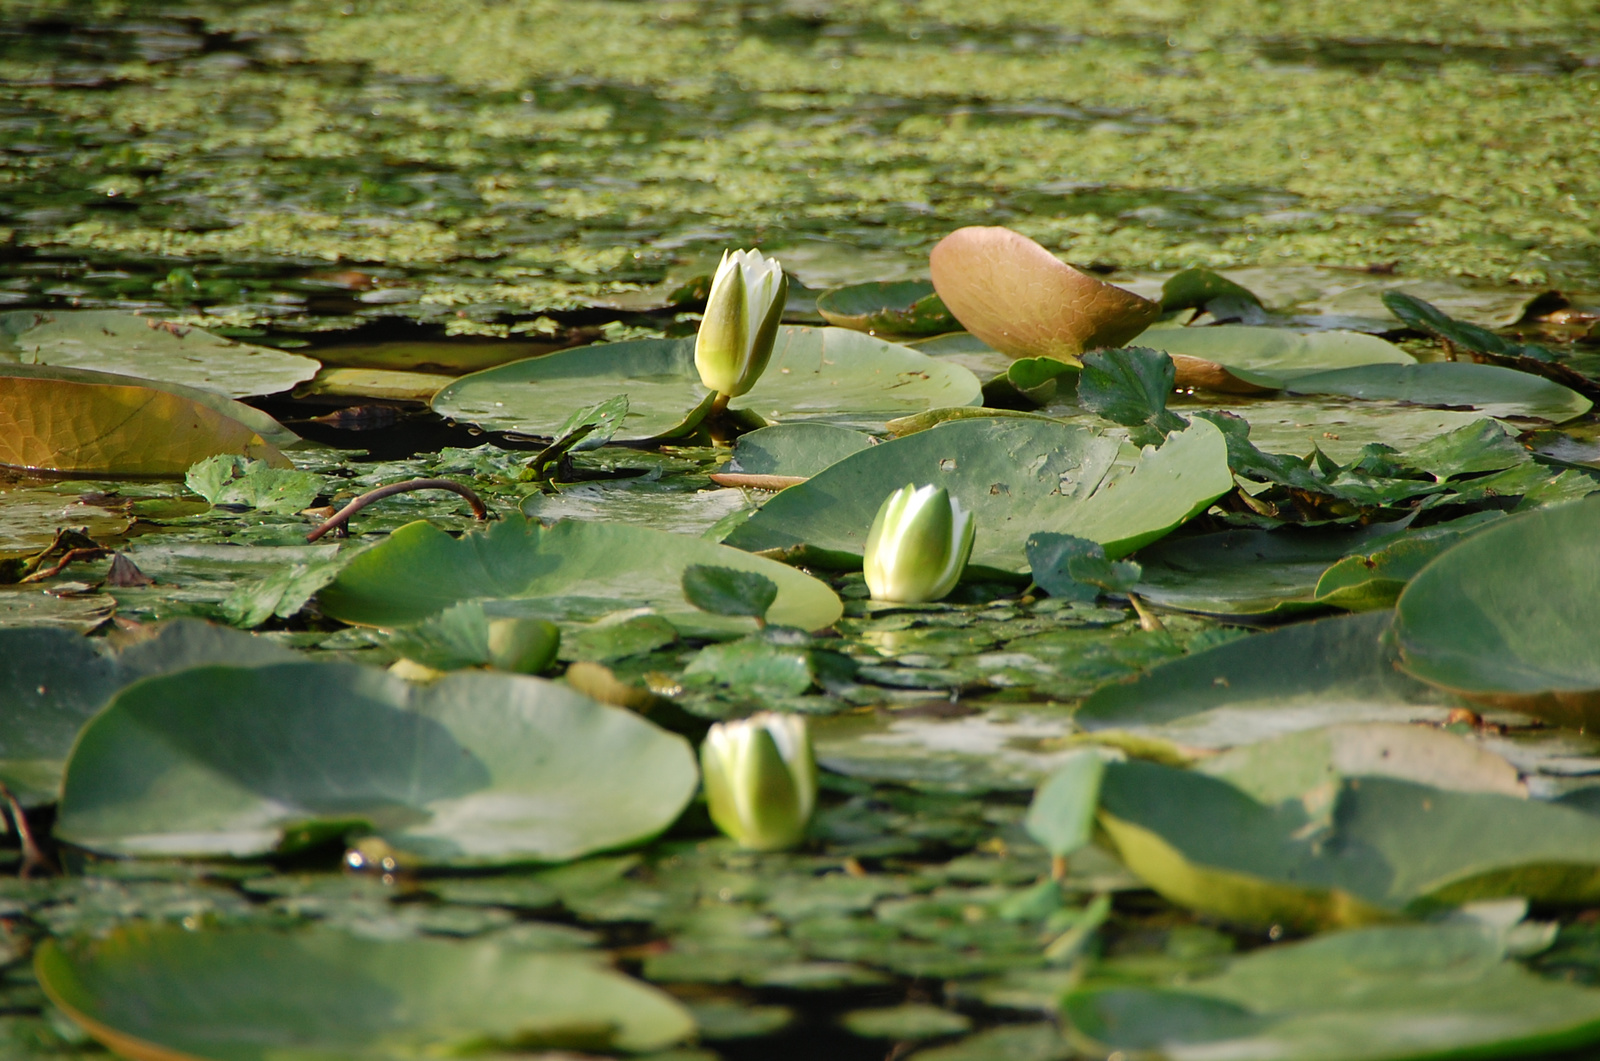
[863,483,976,603]
[700,712,816,852]
[694,248,789,405]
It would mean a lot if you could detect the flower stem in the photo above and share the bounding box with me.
[306,479,489,542]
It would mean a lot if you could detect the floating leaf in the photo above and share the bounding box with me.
[0,309,319,398]
[1098,755,1600,930]
[1077,611,1457,750]
[1284,362,1592,423]
[388,601,560,673]
[185,455,321,513]
[725,417,1230,573]
[0,620,291,806]
[319,514,841,635]
[38,926,694,1058]
[56,661,699,863]
[928,226,1160,360]
[0,365,295,475]
[1064,923,1600,1061]
[815,280,959,336]
[1313,512,1505,611]
[295,366,451,402]
[1026,533,1104,603]
[1395,495,1600,727]
[1137,324,1412,390]
[682,564,778,621]
[725,422,875,478]
[432,326,981,441]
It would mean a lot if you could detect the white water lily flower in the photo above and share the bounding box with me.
[694,248,788,403]
[700,712,816,852]
[863,483,976,603]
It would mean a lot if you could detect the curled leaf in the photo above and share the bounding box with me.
[929,226,1160,360]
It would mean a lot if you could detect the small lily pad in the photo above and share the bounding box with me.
[816,280,959,336]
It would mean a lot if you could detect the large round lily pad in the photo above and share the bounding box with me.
[318,514,842,633]
[1395,495,1600,727]
[0,620,292,807]
[38,925,694,1060]
[431,326,982,441]
[724,416,1231,572]
[55,662,699,864]
[0,309,320,399]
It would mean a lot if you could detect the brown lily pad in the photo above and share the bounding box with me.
[929,227,1160,361]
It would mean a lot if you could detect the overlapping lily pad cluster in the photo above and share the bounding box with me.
[4,211,1600,1061]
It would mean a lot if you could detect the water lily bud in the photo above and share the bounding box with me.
[694,248,788,401]
[863,483,976,603]
[486,617,560,674]
[700,712,816,852]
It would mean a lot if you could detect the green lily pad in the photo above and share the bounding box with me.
[1160,268,1268,324]
[1076,611,1457,749]
[726,423,876,477]
[725,417,1231,573]
[1064,923,1600,1061]
[431,326,982,441]
[0,620,292,806]
[1395,495,1600,727]
[1097,756,1600,930]
[1137,325,1412,384]
[1201,395,1490,465]
[1284,362,1592,423]
[318,514,841,634]
[1312,511,1506,611]
[1132,524,1403,617]
[55,661,699,864]
[37,925,693,1059]
[815,280,959,336]
[841,1003,973,1040]
[0,310,320,399]
[982,357,1081,409]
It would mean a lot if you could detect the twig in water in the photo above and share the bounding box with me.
[18,547,108,583]
[306,479,489,542]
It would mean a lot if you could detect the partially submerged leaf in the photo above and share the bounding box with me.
[56,662,699,864]
[929,226,1160,360]
[38,926,693,1058]
[815,280,959,336]
[1313,512,1505,611]
[1160,268,1267,324]
[0,365,294,475]
[1395,495,1600,726]
[1137,325,1413,389]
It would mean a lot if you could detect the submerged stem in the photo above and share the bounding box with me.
[306,479,489,542]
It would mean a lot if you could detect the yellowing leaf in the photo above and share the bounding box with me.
[0,374,291,475]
